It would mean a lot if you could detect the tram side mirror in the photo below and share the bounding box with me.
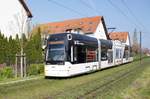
[42,45,47,62]
[41,37,48,62]
[42,37,48,51]
[42,45,46,51]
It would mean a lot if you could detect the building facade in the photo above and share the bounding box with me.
[0,0,32,38]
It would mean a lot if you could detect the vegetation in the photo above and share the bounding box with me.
[0,67,14,80]
[0,27,43,65]
[27,64,44,76]
[0,27,43,79]
[0,33,21,65]
[0,58,149,99]
[132,28,140,55]
[25,27,43,64]
[120,62,150,99]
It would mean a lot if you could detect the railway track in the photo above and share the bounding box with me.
[77,61,149,99]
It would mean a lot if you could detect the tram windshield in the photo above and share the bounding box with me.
[46,41,65,64]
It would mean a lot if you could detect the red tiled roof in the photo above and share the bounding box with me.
[19,0,33,18]
[40,16,103,34]
[109,32,129,42]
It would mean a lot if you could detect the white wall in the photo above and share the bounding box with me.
[86,22,107,39]
[126,36,130,45]
[0,0,29,38]
[94,22,107,39]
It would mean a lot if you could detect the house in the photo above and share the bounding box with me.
[40,16,109,40]
[109,32,132,63]
[0,0,32,38]
[108,32,131,46]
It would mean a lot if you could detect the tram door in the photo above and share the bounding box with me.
[108,49,113,64]
[74,46,86,63]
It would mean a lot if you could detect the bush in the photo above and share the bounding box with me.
[0,67,14,79]
[27,64,44,76]
[0,69,3,79]
[38,64,44,74]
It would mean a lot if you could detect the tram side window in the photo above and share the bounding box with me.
[116,49,122,59]
[101,48,107,61]
[120,50,122,58]
[123,50,129,59]
[116,49,119,59]
[75,46,86,63]
[86,48,97,62]
[73,46,98,64]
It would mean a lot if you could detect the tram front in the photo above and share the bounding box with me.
[45,33,71,77]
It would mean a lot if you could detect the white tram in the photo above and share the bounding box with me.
[44,33,133,77]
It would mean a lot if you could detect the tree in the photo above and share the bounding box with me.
[21,33,27,49]
[25,27,43,64]
[7,36,20,65]
[15,34,21,54]
[0,32,5,63]
[0,32,9,64]
[132,29,140,55]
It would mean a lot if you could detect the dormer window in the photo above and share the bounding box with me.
[80,22,83,25]
[55,26,58,28]
[89,22,93,24]
[75,28,82,34]
[87,27,91,31]
[66,29,72,33]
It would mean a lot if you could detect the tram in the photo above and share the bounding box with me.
[44,33,133,77]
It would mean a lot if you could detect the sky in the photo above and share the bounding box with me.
[26,0,150,49]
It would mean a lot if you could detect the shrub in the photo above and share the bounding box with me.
[0,67,14,78]
[37,64,44,74]
[27,64,44,76]
[0,69,3,80]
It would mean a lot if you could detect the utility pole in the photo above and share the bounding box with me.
[140,31,142,65]
[107,27,116,33]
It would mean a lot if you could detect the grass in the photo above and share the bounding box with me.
[0,74,43,84]
[0,58,150,99]
[120,62,150,99]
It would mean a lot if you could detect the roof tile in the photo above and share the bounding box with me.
[40,16,102,34]
[109,32,129,42]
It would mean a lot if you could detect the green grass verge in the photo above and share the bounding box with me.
[0,58,149,99]
[120,62,150,99]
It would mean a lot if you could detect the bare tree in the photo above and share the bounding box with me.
[13,7,29,78]
[132,29,140,55]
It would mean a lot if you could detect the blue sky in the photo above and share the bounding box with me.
[26,0,150,48]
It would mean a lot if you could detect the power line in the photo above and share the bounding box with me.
[80,0,95,12]
[48,0,87,17]
[107,0,140,29]
[88,0,99,15]
[80,0,102,15]
[121,0,150,33]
